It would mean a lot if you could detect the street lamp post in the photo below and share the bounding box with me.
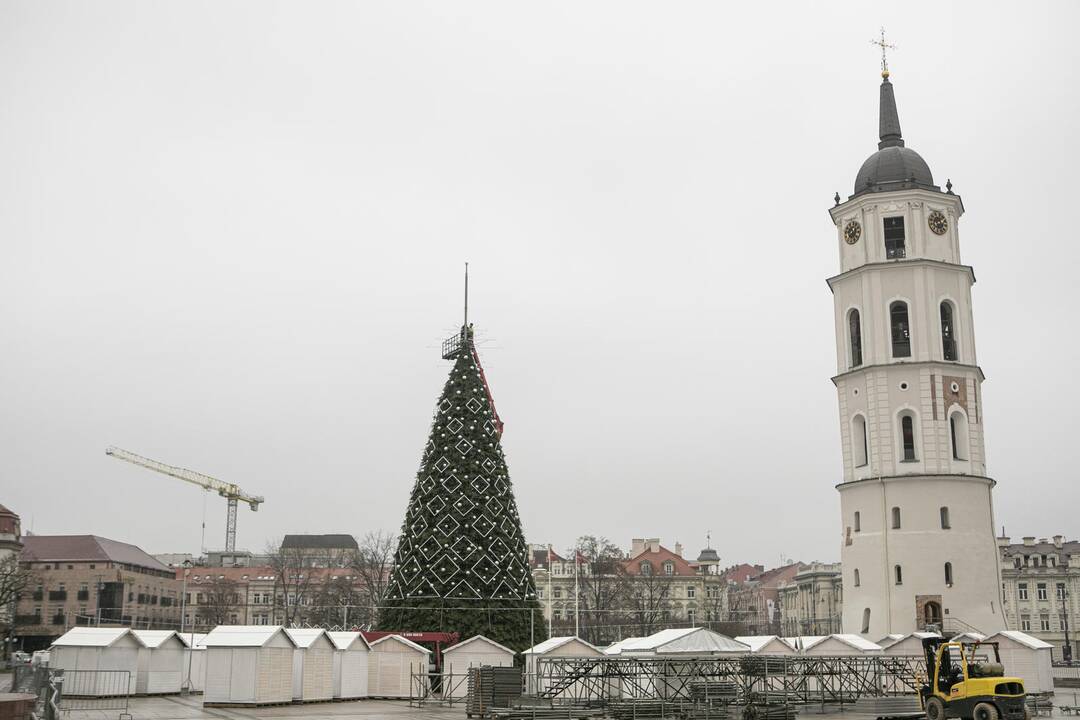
[179,560,193,694]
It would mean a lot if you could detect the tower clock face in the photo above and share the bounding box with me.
[928,210,948,235]
[843,220,862,245]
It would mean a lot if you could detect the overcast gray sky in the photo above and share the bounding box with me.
[2,1,1077,567]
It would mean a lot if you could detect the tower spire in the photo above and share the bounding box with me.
[871,28,904,150]
[463,261,469,329]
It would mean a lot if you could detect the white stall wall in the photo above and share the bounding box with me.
[443,637,514,698]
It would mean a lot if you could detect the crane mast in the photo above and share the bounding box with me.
[105,446,264,552]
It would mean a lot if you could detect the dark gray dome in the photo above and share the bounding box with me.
[850,75,940,199]
[697,548,720,563]
[854,145,935,194]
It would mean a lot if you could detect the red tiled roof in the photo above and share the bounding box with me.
[717,563,764,584]
[21,535,169,572]
[622,546,696,576]
[752,563,804,587]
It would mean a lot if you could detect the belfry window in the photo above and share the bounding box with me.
[900,414,917,461]
[852,415,868,468]
[848,309,863,367]
[884,216,906,258]
[941,302,958,361]
[950,412,970,461]
[890,301,912,358]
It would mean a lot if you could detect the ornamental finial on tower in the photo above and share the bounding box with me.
[870,27,895,79]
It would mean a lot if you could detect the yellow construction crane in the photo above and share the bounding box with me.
[105,446,264,552]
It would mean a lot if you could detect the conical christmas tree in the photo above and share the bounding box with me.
[379,321,545,651]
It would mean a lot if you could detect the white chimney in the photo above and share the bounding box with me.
[675,542,684,558]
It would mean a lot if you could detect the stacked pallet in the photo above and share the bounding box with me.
[489,706,604,720]
[467,666,524,717]
[740,705,797,720]
[608,700,728,720]
[688,679,740,703]
[853,696,920,714]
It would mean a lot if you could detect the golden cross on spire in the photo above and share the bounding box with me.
[870,26,896,78]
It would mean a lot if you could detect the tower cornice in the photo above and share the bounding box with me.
[829,187,965,223]
[826,257,975,291]
[835,473,996,491]
[831,359,985,386]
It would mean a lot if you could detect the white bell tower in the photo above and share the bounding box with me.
[828,66,1005,638]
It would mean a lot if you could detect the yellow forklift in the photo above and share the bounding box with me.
[920,636,1028,720]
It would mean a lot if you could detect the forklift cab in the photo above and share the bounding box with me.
[921,638,1026,720]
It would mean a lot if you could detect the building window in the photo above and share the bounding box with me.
[944,562,954,586]
[1037,583,1048,601]
[890,301,912,358]
[854,511,861,532]
[861,608,871,634]
[687,609,696,625]
[940,301,958,361]
[1021,614,1031,631]
[553,588,562,599]
[940,506,951,529]
[852,415,868,468]
[849,309,863,367]
[853,568,861,587]
[1019,583,1028,600]
[950,412,969,461]
[894,565,903,585]
[1058,583,1067,600]
[900,414,917,461]
[537,588,544,600]
[1040,614,1051,632]
[892,506,902,529]
[884,216,906,258]
[687,586,696,599]
[640,561,652,576]
[664,561,675,576]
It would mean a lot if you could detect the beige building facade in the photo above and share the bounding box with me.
[999,536,1079,661]
[778,563,843,636]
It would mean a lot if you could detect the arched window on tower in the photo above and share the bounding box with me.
[892,506,902,529]
[940,301,958,361]
[890,301,912,358]
[852,415,868,468]
[950,411,970,461]
[854,511,861,532]
[944,562,954,586]
[899,413,917,461]
[848,309,863,367]
[940,506,951,529]
[854,568,861,587]
[894,564,903,585]
[861,608,871,633]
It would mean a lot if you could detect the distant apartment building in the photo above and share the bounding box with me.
[726,562,804,635]
[999,535,1079,661]
[778,562,843,636]
[15,535,181,650]
[280,534,358,567]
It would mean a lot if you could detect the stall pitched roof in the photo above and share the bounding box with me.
[132,630,183,648]
[444,634,514,655]
[619,628,749,654]
[736,635,795,653]
[284,628,331,649]
[825,633,882,652]
[987,630,1054,650]
[369,634,430,654]
[326,631,371,651]
[52,627,144,648]
[203,625,296,648]
[604,637,644,655]
[522,636,601,655]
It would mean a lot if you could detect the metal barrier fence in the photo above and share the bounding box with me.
[54,669,132,718]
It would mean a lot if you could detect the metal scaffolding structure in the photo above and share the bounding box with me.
[533,655,935,706]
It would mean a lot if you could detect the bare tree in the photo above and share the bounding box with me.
[570,536,628,645]
[628,562,672,637]
[1,555,34,653]
[308,575,364,629]
[266,539,318,626]
[349,531,395,628]
[199,576,241,627]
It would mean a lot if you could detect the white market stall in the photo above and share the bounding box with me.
[984,631,1054,694]
[132,630,186,695]
[800,634,882,656]
[367,634,430,698]
[50,627,143,696]
[284,629,335,702]
[878,632,940,656]
[327,631,370,700]
[617,628,748,657]
[736,636,797,655]
[522,636,603,698]
[442,635,515,699]
[202,626,296,706]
